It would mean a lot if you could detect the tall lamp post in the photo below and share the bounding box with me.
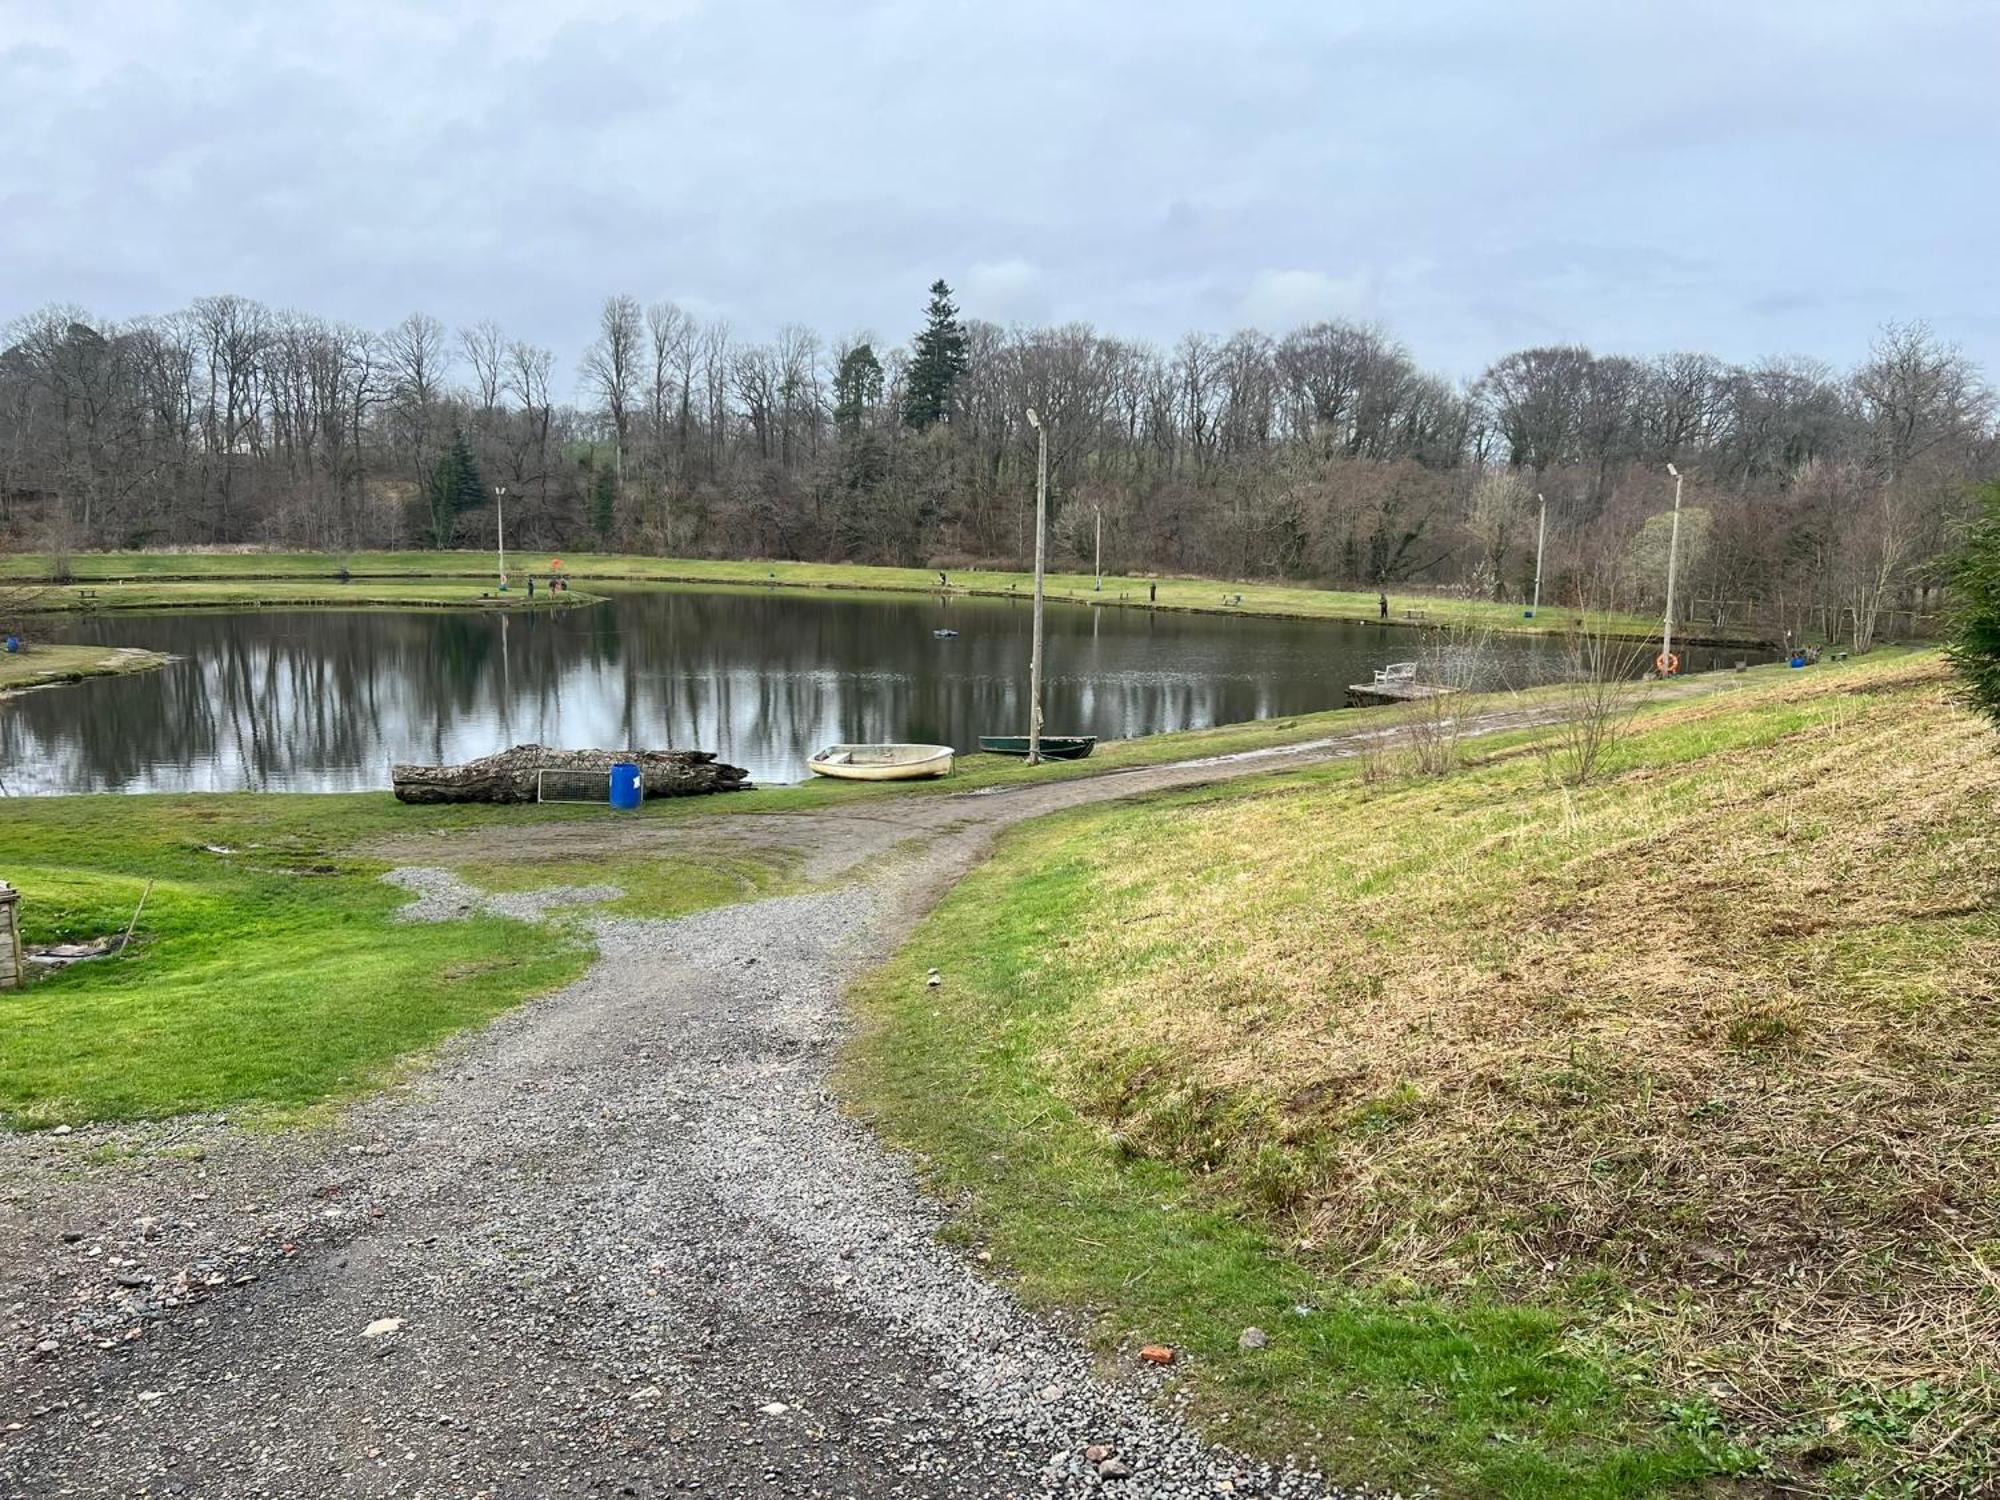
[1093,499,1103,593]
[494,485,508,592]
[1662,464,1684,673]
[1025,406,1049,766]
[1529,491,1547,618]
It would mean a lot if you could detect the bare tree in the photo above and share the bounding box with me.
[1464,470,1533,600]
[190,294,272,540]
[580,294,643,484]
[381,311,449,496]
[505,341,557,530]
[459,320,507,418]
[2,290,1997,609]
[1855,322,1992,481]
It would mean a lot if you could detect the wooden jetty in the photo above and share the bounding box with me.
[1345,662,1461,709]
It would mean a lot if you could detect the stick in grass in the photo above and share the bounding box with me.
[119,879,155,953]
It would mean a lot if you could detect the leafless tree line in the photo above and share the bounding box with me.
[3,293,1992,644]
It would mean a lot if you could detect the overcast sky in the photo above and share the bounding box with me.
[5,0,1996,390]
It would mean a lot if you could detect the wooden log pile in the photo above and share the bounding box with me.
[391,744,750,804]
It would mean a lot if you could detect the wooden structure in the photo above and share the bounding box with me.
[1346,663,1461,709]
[0,882,21,991]
[391,745,749,804]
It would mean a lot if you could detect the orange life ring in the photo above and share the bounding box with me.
[1655,651,1680,675]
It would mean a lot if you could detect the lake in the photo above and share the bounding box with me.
[0,586,1727,794]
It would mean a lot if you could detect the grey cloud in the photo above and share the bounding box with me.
[3,0,1995,388]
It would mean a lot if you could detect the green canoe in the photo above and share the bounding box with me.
[977,735,1097,760]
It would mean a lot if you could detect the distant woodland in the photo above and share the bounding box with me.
[3,282,1993,646]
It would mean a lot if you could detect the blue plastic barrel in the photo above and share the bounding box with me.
[608,762,643,809]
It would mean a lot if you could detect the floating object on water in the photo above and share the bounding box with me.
[932,628,959,639]
[808,744,955,781]
[977,735,1096,761]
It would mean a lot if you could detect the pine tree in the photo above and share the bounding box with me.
[1946,479,2000,729]
[592,462,617,542]
[834,342,884,436]
[900,280,968,430]
[426,429,486,549]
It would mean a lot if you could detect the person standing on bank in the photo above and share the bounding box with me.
[1378,590,1389,620]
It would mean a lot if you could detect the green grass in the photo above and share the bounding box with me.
[0,549,1749,640]
[844,832,1727,1498]
[0,656,1851,1128]
[7,577,602,614]
[0,642,173,691]
[0,793,772,1125]
[843,653,1994,1497]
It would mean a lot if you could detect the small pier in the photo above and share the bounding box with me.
[1345,662,1461,709]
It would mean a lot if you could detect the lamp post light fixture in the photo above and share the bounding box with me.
[1093,499,1103,594]
[1024,406,1049,766]
[1529,491,1547,618]
[1662,464,1684,673]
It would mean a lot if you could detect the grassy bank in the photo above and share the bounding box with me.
[0,642,173,693]
[0,660,1844,1127]
[6,577,602,614]
[844,654,1997,1497]
[0,794,791,1127]
[0,550,1747,641]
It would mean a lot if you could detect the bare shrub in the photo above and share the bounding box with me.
[1538,617,1647,787]
[1354,724,1403,785]
[1400,623,1491,776]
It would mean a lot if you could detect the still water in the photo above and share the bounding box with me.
[1,586,1722,794]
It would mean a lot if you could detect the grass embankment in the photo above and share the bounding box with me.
[0,643,173,693]
[0,550,1731,640]
[0,684,1434,1125]
[7,577,602,614]
[845,655,1998,1498]
[0,664,1838,1128]
[0,794,792,1127]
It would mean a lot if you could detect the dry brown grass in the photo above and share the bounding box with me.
[1039,658,1999,1445]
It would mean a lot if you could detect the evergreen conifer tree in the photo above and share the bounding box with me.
[426,429,486,549]
[834,342,884,436]
[592,463,617,542]
[1946,479,2000,729]
[900,280,968,430]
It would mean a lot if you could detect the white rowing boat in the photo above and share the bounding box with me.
[807,743,955,781]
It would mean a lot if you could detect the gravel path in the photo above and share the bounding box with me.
[4,697,1698,1498]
